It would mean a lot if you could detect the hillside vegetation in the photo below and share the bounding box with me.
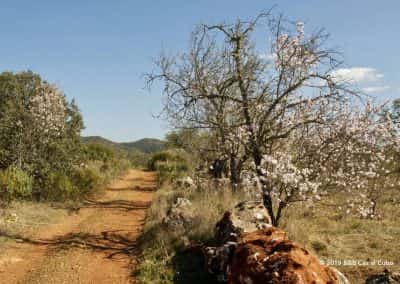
[82,136,165,153]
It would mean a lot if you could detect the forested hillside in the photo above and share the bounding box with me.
[82,136,165,153]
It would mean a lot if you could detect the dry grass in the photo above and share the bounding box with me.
[137,182,400,284]
[136,182,246,284]
[0,201,68,245]
[280,193,400,284]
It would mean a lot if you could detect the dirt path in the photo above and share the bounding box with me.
[0,169,157,284]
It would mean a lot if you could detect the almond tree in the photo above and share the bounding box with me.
[147,23,249,185]
[147,12,397,225]
[251,102,399,222]
[327,104,400,218]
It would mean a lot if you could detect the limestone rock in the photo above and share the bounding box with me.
[163,197,195,228]
[215,201,272,245]
[176,176,195,188]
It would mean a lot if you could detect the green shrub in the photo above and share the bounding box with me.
[0,167,33,202]
[148,150,189,184]
[98,158,130,183]
[100,163,110,173]
[0,71,84,202]
[148,152,172,170]
[154,162,185,183]
[83,143,116,163]
[43,172,79,201]
[129,150,151,168]
[71,167,102,195]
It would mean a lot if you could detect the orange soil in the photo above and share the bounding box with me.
[0,169,157,284]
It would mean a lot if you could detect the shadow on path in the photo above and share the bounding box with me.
[106,186,155,192]
[82,199,152,211]
[0,230,140,259]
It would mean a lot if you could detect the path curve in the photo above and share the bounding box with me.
[0,169,157,284]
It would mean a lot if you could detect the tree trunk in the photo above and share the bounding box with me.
[229,156,242,189]
[262,191,278,226]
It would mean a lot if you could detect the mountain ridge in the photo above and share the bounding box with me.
[82,136,165,153]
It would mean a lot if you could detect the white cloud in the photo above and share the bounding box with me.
[331,67,384,84]
[362,86,390,94]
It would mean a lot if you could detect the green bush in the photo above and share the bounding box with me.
[83,143,116,163]
[129,150,151,168]
[148,150,189,183]
[0,167,33,202]
[42,172,79,201]
[148,152,173,170]
[155,161,186,183]
[71,167,102,195]
[0,71,84,202]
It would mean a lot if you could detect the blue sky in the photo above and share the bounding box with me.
[1,0,399,142]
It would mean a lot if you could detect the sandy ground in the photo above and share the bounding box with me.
[0,169,157,284]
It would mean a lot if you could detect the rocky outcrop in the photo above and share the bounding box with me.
[204,204,349,284]
[176,176,195,188]
[163,197,195,228]
[227,227,342,284]
[230,201,272,232]
[215,201,272,245]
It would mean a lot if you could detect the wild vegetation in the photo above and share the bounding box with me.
[0,71,165,283]
[0,71,134,206]
[138,11,400,283]
[82,136,165,154]
[0,8,399,284]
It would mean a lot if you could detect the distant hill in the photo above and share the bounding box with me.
[82,136,165,153]
[119,138,166,153]
[82,136,119,149]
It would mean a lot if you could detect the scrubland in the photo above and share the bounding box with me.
[136,151,400,284]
